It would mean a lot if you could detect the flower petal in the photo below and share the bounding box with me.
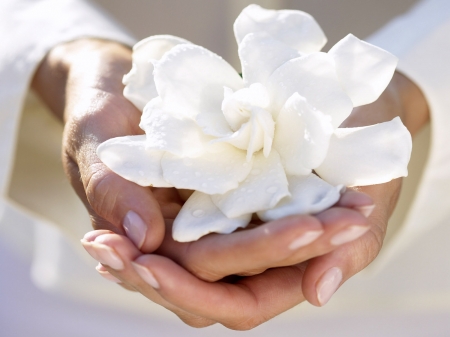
[161,143,252,195]
[97,135,172,187]
[238,32,300,86]
[123,35,191,111]
[234,5,327,53]
[154,44,243,119]
[266,52,353,128]
[213,121,252,151]
[140,97,212,157]
[172,191,251,242]
[273,93,333,175]
[315,117,412,186]
[211,150,289,218]
[329,34,398,107]
[257,174,343,221]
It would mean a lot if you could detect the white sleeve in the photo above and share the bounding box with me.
[0,0,136,198]
[366,0,450,260]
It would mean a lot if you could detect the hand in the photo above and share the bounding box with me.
[81,189,374,329]
[300,71,429,307]
[32,39,172,252]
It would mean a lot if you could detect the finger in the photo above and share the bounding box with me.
[131,254,305,330]
[81,231,215,328]
[336,189,375,217]
[158,208,369,281]
[302,214,384,307]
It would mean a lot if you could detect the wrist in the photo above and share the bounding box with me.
[32,38,132,122]
[341,71,429,138]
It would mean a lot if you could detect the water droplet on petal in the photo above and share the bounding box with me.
[192,210,205,217]
[266,186,278,194]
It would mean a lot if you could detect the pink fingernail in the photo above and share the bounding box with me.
[289,230,324,250]
[81,241,124,270]
[82,230,113,242]
[330,226,369,246]
[131,262,160,289]
[123,211,147,249]
[316,267,342,306]
[96,264,121,283]
[355,204,375,218]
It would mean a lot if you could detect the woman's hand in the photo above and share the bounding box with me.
[81,192,373,330]
[32,39,171,252]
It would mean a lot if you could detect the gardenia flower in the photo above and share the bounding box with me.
[98,5,412,242]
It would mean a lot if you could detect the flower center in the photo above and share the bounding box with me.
[220,83,275,160]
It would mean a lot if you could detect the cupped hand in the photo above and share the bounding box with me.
[32,39,173,252]
[81,189,374,329]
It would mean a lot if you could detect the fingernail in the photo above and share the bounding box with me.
[96,264,121,283]
[316,267,342,306]
[81,241,124,270]
[355,204,375,218]
[330,226,369,246]
[131,262,160,289]
[289,230,324,250]
[82,230,113,242]
[123,211,147,249]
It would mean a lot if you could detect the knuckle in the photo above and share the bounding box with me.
[85,168,118,220]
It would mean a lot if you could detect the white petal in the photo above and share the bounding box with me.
[221,84,270,131]
[266,52,353,127]
[239,32,300,86]
[258,174,343,221]
[172,191,251,242]
[273,93,333,175]
[154,44,243,119]
[234,5,327,53]
[214,121,252,151]
[97,135,171,187]
[329,34,398,107]
[212,150,289,218]
[315,117,412,186]
[161,143,252,195]
[140,97,212,157]
[123,35,191,111]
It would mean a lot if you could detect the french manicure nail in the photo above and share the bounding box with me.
[131,262,160,289]
[316,267,343,306]
[289,230,324,250]
[330,226,370,246]
[123,211,147,249]
[355,204,375,218]
[82,230,112,243]
[96,264,121,283]
[81,241,124,270]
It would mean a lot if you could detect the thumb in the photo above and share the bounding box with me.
[64,152,165,253]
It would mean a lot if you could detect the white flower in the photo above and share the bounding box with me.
[97,5,412,242]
